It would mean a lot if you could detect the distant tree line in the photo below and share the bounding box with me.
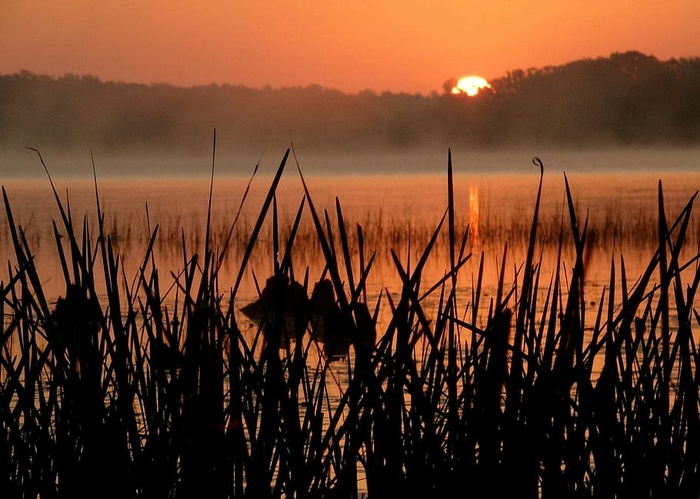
[1,51,699,154]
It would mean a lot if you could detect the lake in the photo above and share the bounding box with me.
[3,146,700,496]
[2,146,700,334]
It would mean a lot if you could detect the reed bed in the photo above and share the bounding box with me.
[2,145,700,498]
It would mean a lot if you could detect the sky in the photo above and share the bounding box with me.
[1,1,699,95]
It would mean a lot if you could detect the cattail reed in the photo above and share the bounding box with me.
[1,145,700,498]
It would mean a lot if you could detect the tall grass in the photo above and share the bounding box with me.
[2,145,700,498]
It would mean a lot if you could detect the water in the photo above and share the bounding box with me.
[3,148,700,495]
[2,147,700,329]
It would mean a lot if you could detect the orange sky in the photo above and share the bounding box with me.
[1,1,698,95]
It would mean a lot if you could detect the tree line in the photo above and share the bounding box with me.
[1,51,698,154]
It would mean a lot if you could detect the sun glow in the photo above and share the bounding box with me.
[451,76,492,96]
[468,185,480,248]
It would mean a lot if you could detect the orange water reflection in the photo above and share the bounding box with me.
[468,184,480,250]
[2,170,700,334]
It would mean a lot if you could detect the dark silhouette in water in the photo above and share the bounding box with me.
[48,283,102,377]
[240,276,376,359]
[309,279,348,360]
[240,274,309,347]
[240,275,308,321]
[309,279,377,359]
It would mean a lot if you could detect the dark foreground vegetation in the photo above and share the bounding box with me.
[2,146,700,498]
[1,51,700,155]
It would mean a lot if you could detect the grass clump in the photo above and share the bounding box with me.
[2,144,700,498]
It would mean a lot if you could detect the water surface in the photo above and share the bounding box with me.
[2,148,700,332]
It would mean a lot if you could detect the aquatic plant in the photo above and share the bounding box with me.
[1,144,700,497]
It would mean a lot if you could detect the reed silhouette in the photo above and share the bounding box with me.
[2,144,700,498]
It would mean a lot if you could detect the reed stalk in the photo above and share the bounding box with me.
[1,145,700,497]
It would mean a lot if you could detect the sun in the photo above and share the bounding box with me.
[451,76,492,97]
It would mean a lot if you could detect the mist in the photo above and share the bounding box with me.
[1,51,699,178]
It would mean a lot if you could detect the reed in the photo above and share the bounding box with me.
[1,144,700,498]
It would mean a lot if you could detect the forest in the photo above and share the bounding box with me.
[1,51,699,154]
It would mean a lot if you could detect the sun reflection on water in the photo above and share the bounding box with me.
[468,184,480,249]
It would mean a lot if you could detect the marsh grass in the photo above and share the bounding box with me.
[2,145,700,498]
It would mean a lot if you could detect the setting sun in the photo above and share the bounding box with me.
[451,76,492,96]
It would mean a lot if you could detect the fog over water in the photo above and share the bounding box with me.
[1,145,699,179]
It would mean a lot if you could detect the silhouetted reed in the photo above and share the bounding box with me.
[2,143,700,498]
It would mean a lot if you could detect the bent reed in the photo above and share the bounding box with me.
[2,145,700,498]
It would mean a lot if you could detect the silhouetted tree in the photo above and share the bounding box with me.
[2,51,699,155]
